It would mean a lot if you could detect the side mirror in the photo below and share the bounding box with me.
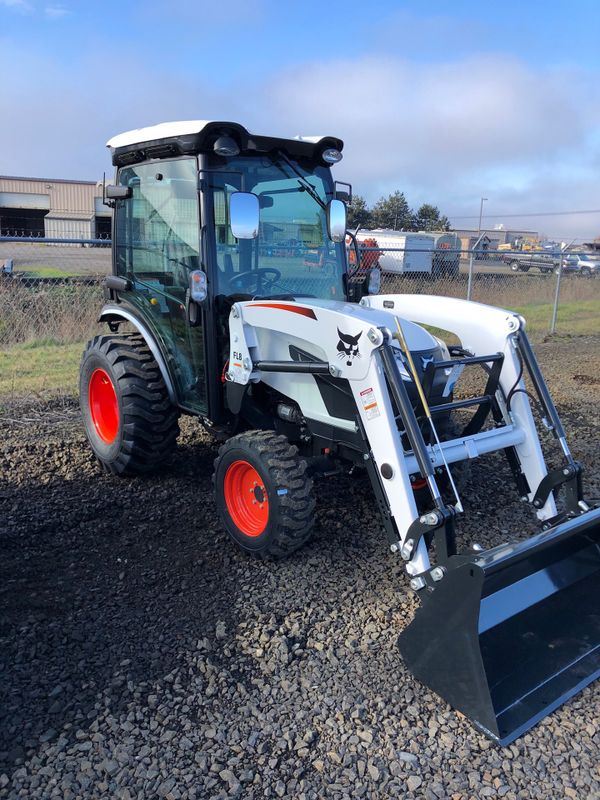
[327,198,347,243]
[105,185,132,200]
[335,181,353,203]
[258,194,274,209]
[230,191,259,239]
[189,269,208,303]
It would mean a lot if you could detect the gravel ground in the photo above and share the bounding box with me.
[1,336,600,800]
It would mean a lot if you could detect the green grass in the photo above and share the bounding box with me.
[0,340,84,398]
[511,299,600,336]
[1,298,599,400]
[18,266,73,278]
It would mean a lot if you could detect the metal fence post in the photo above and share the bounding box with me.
[550,246,564,334]
[467,233,484,301]
[467,248,474,301]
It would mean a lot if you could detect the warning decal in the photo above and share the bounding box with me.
[360,387,380,420]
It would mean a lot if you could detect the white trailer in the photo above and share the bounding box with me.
[357,230,435,274]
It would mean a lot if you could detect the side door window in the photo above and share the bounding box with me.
[114,158,207,412]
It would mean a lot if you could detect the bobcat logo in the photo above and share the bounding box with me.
[421,355,435,371]
[337,328,362,366]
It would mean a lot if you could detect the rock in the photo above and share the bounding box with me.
[407,775,422,792]
[397,751,418,765]
[102,760,119,777]
[157,777,176,797]
[215,621,227,640]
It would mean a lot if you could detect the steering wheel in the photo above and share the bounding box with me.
[228,268,282,293]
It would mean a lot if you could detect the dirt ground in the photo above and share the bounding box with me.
[1,335,599,799]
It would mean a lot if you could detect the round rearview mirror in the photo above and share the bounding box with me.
[230,191,259,240]
[327,198,347,243]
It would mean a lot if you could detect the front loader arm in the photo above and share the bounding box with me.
[361,294,558,521]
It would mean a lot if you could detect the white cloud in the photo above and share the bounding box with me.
[45,4,68,18]
[0,37,598,240]
[257,54,600,239]
[0,0,32,12]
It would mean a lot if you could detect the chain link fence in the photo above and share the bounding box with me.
[1,234,599,401]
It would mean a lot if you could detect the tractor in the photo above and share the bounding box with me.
[80,120,600,745]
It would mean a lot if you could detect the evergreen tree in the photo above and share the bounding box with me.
[414,203,451,232]
[371,191,413,230]
[346,195,372,230]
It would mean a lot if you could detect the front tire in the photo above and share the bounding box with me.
[79,334,180,475]
[213,431,316,558]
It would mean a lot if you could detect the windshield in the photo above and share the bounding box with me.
[206,154,346,300]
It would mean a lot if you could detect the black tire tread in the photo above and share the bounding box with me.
[81,333,180,476]
[214,430,316,559]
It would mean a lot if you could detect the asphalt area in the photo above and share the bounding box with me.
[1,336,600,799]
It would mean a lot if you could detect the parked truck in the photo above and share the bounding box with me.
[502,248,560,274]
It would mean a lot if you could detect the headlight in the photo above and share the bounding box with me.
[322,148,343,164]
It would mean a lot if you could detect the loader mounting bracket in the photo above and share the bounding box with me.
[405,504,457,565]
[532,461,583,514]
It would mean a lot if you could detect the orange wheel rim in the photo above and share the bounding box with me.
[89,368,119,444]
[223,460,269,537]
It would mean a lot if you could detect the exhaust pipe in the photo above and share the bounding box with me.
[398,506,600,744]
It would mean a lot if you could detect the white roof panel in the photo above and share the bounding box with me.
[106,120,213,150]
[106,120,338,152]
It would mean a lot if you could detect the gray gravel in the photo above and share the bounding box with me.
[1,336,600,799]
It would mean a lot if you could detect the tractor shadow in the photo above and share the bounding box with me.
[0,433,240,774]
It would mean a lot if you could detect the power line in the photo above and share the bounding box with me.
[450,208,600,220]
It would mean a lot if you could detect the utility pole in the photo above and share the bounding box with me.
[478,197,487,234]
[467,197,488,301]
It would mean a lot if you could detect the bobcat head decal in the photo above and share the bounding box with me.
[337,328,362,366]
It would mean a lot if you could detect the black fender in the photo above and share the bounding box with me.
[98,304,177,404]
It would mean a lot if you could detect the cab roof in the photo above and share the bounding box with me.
[106,120,343,167]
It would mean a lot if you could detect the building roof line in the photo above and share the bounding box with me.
[0,175,99,186]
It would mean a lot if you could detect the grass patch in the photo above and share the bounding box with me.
[511,299,600,335]
[1,299,599,400]
[18,266,73,278]
[0,340,84,398]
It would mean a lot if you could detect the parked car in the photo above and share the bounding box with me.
[502,250,560,274]
[561,253,599,277]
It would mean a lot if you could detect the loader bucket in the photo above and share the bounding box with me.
[398,506,600,745]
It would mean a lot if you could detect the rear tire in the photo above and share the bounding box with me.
[79,333,180,475]
[213,431,315,558]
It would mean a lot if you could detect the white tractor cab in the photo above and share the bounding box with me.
[81,121,600,746]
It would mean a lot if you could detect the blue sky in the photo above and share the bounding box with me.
[1,0,599,239]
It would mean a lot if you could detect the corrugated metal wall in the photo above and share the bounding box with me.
[0,176,101,214]
[45,216,94,241]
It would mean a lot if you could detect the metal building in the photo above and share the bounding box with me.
[0,175,110,240]
[452,227,539,253]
